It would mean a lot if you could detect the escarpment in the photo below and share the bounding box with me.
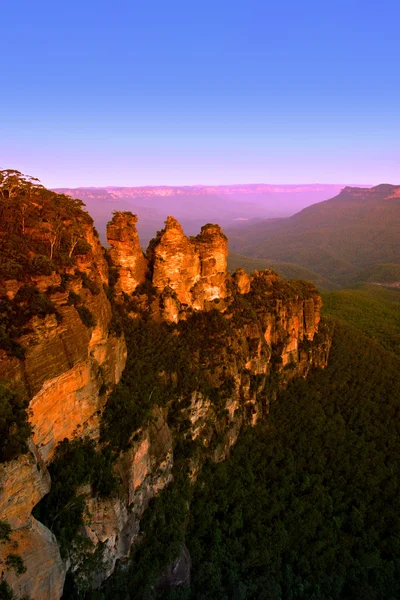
[0,175,126,598]
[0,179,331,600]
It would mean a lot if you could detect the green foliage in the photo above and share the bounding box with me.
[227,185,400,285]
[0,286,60,357]
[0,579,15,600]
[76,271,101,295]
[128,478,189,598]
[134,280,158,301]
[101,309,238,452]
[322,284,400,354]
[228,252,337,291]
[100,319,181,450]
[348,262,400,285]
[76,306,96,328]
[30,254,56,275]
[107,267,119,291]
[0,170,92,278]
[0,521,11,543]
[33,437,118,557]
[74,239,92,256]
[0,384,32,463]
[186,321,400,599]
[67,290,81,306]
[14,285,58,316]
[0,578,30,600]
[5,554,26,576]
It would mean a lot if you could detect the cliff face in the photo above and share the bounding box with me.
[0,223,127,461]
[108,215,229,320]
[107,212,148,297]
[0,187,127,599]
[0,199,331,599]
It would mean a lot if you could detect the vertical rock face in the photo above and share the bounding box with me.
[0,441,50,530]
[0,215,127,598]
[72,409,173,589]
[192,223,228,308]
[233,268,251,294]
[144,216,229,319]
[0,441,66,599]
[107,212,148,296]
[148,216,201,305]
[0,228,127,462]
[0,518,66,600]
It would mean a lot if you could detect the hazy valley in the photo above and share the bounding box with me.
[53,184,360,247]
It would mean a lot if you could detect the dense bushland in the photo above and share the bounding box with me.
[322,284,400,354]
[184,321,400,599]
[85,317,400,599]
[0,171,99,356]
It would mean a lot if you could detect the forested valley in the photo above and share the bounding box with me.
[88,292,400,599]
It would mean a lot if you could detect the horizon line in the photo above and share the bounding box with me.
[51,182,374,190]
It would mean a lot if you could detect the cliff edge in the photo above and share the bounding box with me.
[0,176,331,599]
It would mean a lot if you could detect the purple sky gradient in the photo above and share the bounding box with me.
[1,0,399,188]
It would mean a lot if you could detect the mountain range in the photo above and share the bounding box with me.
[54,183,366,245]
[227,184,400,286]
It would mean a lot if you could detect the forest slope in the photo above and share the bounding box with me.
[227,184,400,285]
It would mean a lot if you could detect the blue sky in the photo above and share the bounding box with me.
[1,0,399,187]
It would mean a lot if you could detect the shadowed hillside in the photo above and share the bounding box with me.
[322,284,400,354]
[227,185,400,285]
[227,252,337,290]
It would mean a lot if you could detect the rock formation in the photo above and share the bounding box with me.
[0,203,331,599]
[0,206,127,598]
[108,215,229,320]
[107,212,148,296]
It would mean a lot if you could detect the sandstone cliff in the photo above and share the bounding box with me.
[0,194,331,599]
[109,214,229,320]
[0,179,127,598]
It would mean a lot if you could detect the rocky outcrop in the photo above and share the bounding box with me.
[70,409,173,590]
[0,208,331,599]
[0,219,127,598]
[148,216,201,306]
[0,441,66,599]
[156,544,191,593]
[0,517,66,600]
[107,212,148,296]
[0,227,127,462]
[109,216,229,321]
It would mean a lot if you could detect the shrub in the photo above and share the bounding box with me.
[5,554,26,576]
[0,521,11,543]
[0,384,32,463]
[67,290,81,307]
[75,271,100,295]
[0,580,15,600]
[73,239,91,256]
[0,258,23,280]
[14,285,58,318]
[76,306,96,328]
[30,255,55,276]
[0,287,61,357]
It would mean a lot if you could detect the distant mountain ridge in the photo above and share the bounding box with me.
[226,184,400,286]
[53,183,369,245]
[56,183,362,197]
